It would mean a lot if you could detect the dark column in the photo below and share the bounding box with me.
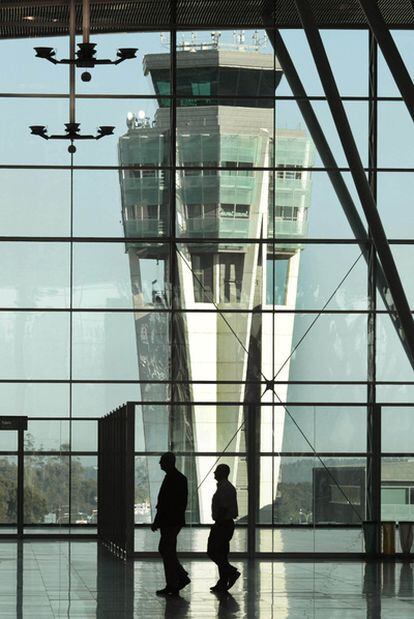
[366,33,380,554]
[17,428,24,539]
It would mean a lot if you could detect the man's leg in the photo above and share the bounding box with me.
[217,521,234,580]
[208,524,226,587]
[222,521,240,590]
[174,527,191,589]
[158,526,180,591]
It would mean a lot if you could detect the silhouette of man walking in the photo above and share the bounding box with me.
[151,452,190,596]
[208,463,240,592]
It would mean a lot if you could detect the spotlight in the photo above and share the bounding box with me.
[64,122,81,136]
[97,125,115,139]
[29,125,48,139]
[34,47,57,63]
[76,42,97,66]
[116,48,138,62]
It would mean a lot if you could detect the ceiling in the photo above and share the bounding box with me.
[0,0,413,39]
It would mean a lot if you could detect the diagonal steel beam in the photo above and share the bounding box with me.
[294,0,414,369]
[359,0,414,123]
[264,26,414,369]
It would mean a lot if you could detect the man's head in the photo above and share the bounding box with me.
[214,463,230,482]
[159,451,176,472]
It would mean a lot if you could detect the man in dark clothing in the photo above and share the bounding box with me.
[151,452,190,596]
[207,463,240,592]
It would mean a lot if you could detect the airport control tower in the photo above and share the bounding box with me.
[118,34,314,524]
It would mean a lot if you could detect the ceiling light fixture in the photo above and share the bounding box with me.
[29,0,115,153]
[29,122,114,153]
[34,0,137,81]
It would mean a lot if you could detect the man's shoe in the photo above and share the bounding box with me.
[178,575,191,590]
[226,570,241,590]
[156,587,179,596]
[210,581,227,593]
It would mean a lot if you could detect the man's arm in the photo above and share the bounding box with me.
[151,477,167,532]
[212,485,227,522]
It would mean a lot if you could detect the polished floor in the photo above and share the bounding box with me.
[0,541,413,617]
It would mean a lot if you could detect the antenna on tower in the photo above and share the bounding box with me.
[252,30,268,51]
[159,32,169,49]
[233,30,245,49]
[211,31,221,48]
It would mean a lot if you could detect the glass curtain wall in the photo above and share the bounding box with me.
[0,16,412,553]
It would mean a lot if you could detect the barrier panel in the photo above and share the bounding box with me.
[98,404,135,559]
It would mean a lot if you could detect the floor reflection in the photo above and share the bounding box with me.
[1,541,414,616]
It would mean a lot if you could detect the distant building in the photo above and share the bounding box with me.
[118,38,314,523]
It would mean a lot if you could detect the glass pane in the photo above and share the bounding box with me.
[0,169,70,237]
[376,313,414,381]
[74,169,171,239]
[70,456,97,525]
[0,456,17,524]
[282,243,367,310]
[135,403,169,453]
[378,102,414,168]
[257,527,314,553]
[72,312,151,380]
[276,101,368,168]
[25,421,69,452]
[289,313,367,381]
[0,99,70,165]
[175,310,261,383]
[382,458,414,522]
[176,243,258,308]
[261,405,367,453]
[0,432,17,451]
[276,30,323,97]
[257,527,363,553]
[320,30,368,97]
[72,383,139,418]
[314,528,363,553]
[75,98,169,167]
[173,404,246,452]
[0,312,70,380]
[0,243,70,308]
[0,383,69,418]
[387,246,414,310]
[305,171,365,240]
[260,456,314,525]
[73,242,170,309]
[74,170,125,238]
[286,383,367,404]
[377,173,414,239]
[382,408,414,453]
[24,455,69,524]
[0,37,68,93]
[72,421,97,452]
[260,456,366,525]
[377,384,414,405]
